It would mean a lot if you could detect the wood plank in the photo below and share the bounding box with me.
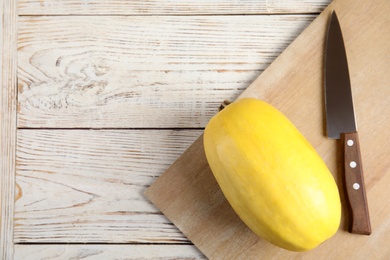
[14,244,205,259]
[18,0,330,15]
[1,0,17,258]
[15,129,202,243]
[18,15,315,128]
[145,0,390,258]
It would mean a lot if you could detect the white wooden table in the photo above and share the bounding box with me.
[1,1,330,259]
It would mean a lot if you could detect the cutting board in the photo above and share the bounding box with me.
[145,0,390,258]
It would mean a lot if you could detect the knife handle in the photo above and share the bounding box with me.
[342,131,371,235]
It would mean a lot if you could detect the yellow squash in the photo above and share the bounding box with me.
[203,98,341,252]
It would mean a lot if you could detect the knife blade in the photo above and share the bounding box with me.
[324,11,371,235]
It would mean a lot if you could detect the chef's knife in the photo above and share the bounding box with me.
[325,11,371,235]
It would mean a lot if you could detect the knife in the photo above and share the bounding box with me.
[324,11,371,235]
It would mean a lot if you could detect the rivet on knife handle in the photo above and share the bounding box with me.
[342,131,371,235]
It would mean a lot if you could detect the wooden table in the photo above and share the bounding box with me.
[1,1,331,259]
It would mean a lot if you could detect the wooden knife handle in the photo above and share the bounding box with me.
[342,131,371,235]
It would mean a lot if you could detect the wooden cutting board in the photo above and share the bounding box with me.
[145,0,390,258]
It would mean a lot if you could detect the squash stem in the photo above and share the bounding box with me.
[219,100,232,111]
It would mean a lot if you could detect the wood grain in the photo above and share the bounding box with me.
[15,129,202,243]
[18,0,330,15]
[4,0,338,258]
[342,132,371,235]
[1,0,17,258]
[18,15,315,128]
[146,0,390,258]
[14,244,205,260]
